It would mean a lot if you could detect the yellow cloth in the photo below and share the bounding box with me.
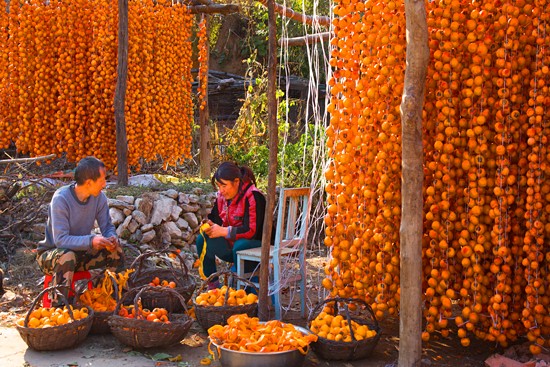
[198,227,208,280]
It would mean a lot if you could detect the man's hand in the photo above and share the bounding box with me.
[92,235,119,252]
[106,236,119,252]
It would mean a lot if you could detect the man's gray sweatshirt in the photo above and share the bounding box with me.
[37,184,116,253]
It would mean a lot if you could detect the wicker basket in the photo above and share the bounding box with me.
[16,285,94,351]
[307,297,381,361]
[90,311,112,334]
[128,249,196,313]
[83,271,120,335]
[193,271,258,331]
[108,285,193,349]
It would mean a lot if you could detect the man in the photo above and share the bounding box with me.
[37,157,122,303]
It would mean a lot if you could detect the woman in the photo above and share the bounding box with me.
[196,162,266,288]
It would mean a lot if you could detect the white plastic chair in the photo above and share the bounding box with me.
[235,187,311,320]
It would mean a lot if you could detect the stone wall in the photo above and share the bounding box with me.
[107,188,217,254]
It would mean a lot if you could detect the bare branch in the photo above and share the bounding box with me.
[0,154,56,165]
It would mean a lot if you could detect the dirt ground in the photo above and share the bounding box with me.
[0,253,501,367]
[0,311,498,367]
[0,177,506,367]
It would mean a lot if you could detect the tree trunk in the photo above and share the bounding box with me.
[115,0,129,186]
[259,0,278,321]
[210,14,248,75]
[199,14,211,179]
[399,0,429,366]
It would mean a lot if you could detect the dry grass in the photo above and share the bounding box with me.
[6,248,42,293]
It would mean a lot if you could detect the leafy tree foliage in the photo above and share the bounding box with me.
[206,0,330,79]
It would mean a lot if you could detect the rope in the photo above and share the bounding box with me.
[269,0,332,317]
[198,225,209,280]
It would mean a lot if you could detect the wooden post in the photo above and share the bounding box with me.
[399,0,429,365]
[114,0,129,186]
[199,14,211,179]
[258,0,278,321]
[256,0,330,26]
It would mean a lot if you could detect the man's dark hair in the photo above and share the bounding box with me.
[74,156,105,185]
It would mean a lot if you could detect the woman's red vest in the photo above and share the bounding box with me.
[216,183,261,247]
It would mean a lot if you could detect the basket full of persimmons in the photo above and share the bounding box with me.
[107,285,193,348]
[193,271,259,331]
[307,297,381,361]
[127,249,196,313]
[78,269,134,334]
[16,285,94,351]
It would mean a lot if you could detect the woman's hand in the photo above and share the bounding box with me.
[203,222,229,239]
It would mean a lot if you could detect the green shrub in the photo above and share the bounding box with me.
[220,55,324,190]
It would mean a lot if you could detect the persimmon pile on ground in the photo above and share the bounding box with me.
[0,0,194,170]
[324,0,550,354]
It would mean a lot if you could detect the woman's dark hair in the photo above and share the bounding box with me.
[211,161,256,188]
[74,156,105,185]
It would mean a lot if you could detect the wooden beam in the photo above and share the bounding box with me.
[259,0,278,321]
[256,0,330,26]
[399,0,429,365]
[190,0,328,23]
[115,0,129,186]
[189,3,239,14]
[190,0,212,5]
[279,31,331,46]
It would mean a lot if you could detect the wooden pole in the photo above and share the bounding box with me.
[114,0,129,186]
[199,14,211,179]
[279,32,331,47]
[256,0,330,26]
[258,0,278,321]
[399,0,429,365]
[189,3,239,14]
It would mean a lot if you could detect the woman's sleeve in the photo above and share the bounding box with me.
[252,191,266,240]
[208,196,223,225]
[232,191,265,241]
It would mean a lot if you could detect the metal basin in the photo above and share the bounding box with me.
[210,325,310,367]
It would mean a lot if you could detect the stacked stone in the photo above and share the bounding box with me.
[108,188,216,253]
